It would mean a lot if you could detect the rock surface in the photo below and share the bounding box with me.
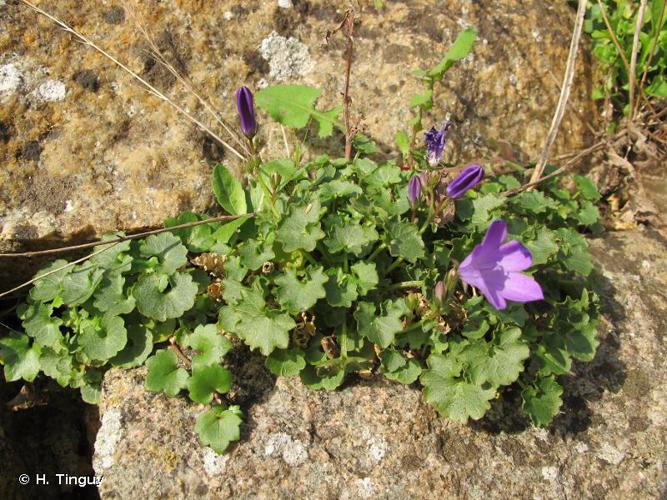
[0,0,595,288]
[93,229,667,499]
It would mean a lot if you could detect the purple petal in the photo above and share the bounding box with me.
[236,86,257,137]
[446,164,485,198]
[500,272,544,303]
[479,282,507,310]
[498,241,533,272]
[483,220,507,248]
[408,175,422,205]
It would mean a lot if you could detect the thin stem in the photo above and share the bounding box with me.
[595,0,632,76]
[635,0,666,118]
[386,257,404,275]
[0,213,253,258]
[628,0,648,124]
[367,243,386,261]
[280,125,291,158]
[19,0,247,162]
[384,280,423,291]
[528,0,587,185]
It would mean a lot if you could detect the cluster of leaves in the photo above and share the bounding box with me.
[0,27,603,455]
[585,0,667,112]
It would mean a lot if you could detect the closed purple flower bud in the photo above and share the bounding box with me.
[235,86,257,138]
[408,175,422,205]
[424,121,452,167]
[446,163,484,198]
[434,280,446,302]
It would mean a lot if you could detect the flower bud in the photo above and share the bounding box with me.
[446,163,484,198]
[235,86,257,138]
[408,175,422,206]
[434,280,446,303]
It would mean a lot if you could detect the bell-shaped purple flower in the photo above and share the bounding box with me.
[446,163,484,198]
[458,219,544,310]
[408,175,422,206]
[424,121,452,167]
[235,86,257,138]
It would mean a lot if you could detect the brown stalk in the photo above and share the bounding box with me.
[328,10,357,161]
[528,0,588,185]
[0,213,252,258]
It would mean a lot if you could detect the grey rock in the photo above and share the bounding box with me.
[94,229,667,498]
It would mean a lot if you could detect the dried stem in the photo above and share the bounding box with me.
[19,0,247,162]
[528,0,587,185]
[628,0,648,124]
[136,23,251,157]
[504,139,608,197]
[169,339,192,370]
[0,243,123,299]
[0,214,252,258]
[328,10,356,161]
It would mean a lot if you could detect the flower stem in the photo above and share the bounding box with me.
[367,242,386,261]
[385,280,423,291]
[386,257,404,274]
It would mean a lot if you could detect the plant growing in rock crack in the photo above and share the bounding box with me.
[0,25,602,455]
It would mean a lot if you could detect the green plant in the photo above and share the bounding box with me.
[0,28,602,455]
[585,0,667,113]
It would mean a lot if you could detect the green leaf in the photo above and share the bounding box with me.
[219,286,295,356]
[139,233,189,275]
[300,364,346,390]
[384,358,422,384]
[324,268,359,307]
[427,27,477,78]
[29,259,71,302]
[61,263,105,306]
[133,272,198,322]
[39,346,73,386]
[276,199,325,252]
[354,299,407,348]
[212,165,247,215]
[410,90,433,109]
[274,267,327,314]
[386,221,425,263]
[525,228,559,266]
[350,261,379,296]
[80,370,102,404]
[573,175,601,201]
[324,218,378,256]
[522,376,563,427]
[535,334,572,376]
[565,322,599,362]
[182,324,232,369]
[93,274,136,316]
[195,405,243,455]
[467,328,529,387]
[512,191,558,215]
[421,371,494,421]
[188,364,232,404]
[90,236,133,274]
[265,348,306,376]
[255,84,341,137]
[237,238,276,271]
[471,194,506,225]
[19,302,63,349]
[77,315,128,361]
[110,323,154,368]
[577,201,599,225]
[0,333,41,382]
[145,349,189,396]
[395,130,410,156]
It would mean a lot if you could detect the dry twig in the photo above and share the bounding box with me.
[528,0,587,185]
[19,0,247,162]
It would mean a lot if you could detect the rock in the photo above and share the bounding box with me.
[0,0,595,289]
[93,229,667,498]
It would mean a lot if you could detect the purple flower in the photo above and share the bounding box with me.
[235,86,257,138]
[446,163,484,198]
[408,175,422,205]
[458,220,544,310]
[424,121,452,167]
